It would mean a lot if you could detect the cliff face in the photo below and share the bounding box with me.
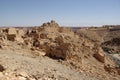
[0,21,120,80]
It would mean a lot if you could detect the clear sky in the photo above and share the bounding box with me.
[0,0,120,26]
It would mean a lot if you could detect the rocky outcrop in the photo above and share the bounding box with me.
[6,28,24,42]
[46,42,71,60]
[7,28,17,35]
[38,20,59,33]
[0,21,120,80]
[6,28,16,41]
[16,29,25,43]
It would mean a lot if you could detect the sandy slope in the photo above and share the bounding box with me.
[0,49,98,80]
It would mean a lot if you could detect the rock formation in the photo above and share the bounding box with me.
[0,21,120,80]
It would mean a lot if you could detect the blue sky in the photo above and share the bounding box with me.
[0,0,120,26]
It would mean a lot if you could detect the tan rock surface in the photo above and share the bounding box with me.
[0,21,120,80]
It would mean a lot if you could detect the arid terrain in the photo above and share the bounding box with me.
[0,21,120,80]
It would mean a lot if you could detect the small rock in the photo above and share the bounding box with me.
[0,65,5,72]
[19,72,28,77]
[0,72,4,77]
[18,76,27,80]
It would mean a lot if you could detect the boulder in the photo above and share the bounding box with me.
[7,28,17,35]
[6,28,17,41]
[33,39,40,47]
[46,43,71,60]
[0,45,2,48]
[117,69,120,75]
[17,29,25,36]
[18,72,28,77]
[82,39,94,49]
[27,29,39,39]
[15,36,24,43]
[33,50,46,56]
[40,33,47,39]
[94,47,105,63]
[0,65,5,72]
[18,76,27,80]
[0,72,4,77]
[7,34,16,41]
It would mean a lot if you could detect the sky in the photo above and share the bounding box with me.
[0,0,120,27]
